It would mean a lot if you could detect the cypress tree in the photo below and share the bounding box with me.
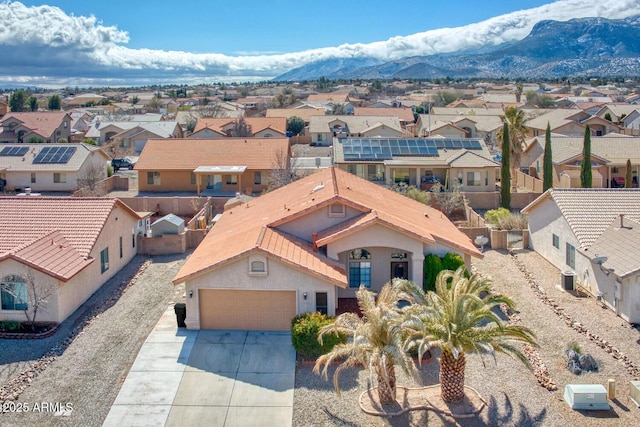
[626,159,633,188]
[500,122,511,209]
[543,122,553,191]
[580,125,592,188]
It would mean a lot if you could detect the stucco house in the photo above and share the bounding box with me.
[0,143,110,192]
[0,198,143,324]
[522,188,640,323]
[0,112,72,143]
[333,137,498,191]
[308,115,404,145]
[189,117,287,139]
[135,138,290,195]
[172,167,482,330]
[520,135,640,188]
[84,120,182,152]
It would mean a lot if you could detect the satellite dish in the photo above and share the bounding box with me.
[592,256,608,265]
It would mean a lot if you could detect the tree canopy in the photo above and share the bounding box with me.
[286,116,305,135]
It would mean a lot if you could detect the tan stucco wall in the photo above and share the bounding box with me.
[179,254,339,330]
[137,169,270,193]
[190,129,224,139]
[277,204,364,242]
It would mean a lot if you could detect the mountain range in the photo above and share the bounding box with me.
[274,16,640,81]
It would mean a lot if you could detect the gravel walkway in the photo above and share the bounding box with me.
[293,249,640,426]
[0,253,187,427]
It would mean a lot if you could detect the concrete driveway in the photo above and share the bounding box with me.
[103,308,296,426]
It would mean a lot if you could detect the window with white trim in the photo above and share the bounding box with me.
[53,172,66,183]
[100,248,109,273]
[328,203,346,218]
[1,275,28,311]
[349,249,371,288]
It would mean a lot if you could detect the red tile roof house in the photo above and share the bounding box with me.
[172,167,482,330]
[0,112,72,143]
[135,138,290,196]
[0,198,145,324]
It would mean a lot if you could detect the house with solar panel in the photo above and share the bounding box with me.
[333,137,499,192]
[0,143,110,193]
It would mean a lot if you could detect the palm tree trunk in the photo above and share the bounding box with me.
[375,361,397,404]
[439,350,466,403]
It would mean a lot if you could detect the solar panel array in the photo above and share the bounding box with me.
[340,138,482,161]
[32,146,77,164]
[0,146,28,156]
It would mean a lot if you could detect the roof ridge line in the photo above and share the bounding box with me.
[256,226,267,247]
[331,167,339,196]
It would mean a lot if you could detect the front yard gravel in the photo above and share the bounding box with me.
[293,249,640,426]
[0,253,187,427]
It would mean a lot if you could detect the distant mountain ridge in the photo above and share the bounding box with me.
[273,16,640,81]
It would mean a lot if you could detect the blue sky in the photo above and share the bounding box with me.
[2,0,640,86]
[16,1,558,54]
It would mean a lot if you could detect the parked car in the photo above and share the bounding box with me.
[111,158,135,171]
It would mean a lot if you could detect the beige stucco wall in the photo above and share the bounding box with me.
[189,129,224,139]
[450,167,497,192]
[179,254,339,330]
[362,127,403,138]
[137,169,270,194]
[254,129,285,138]
[277,204,363,242]
[0,258,61,322]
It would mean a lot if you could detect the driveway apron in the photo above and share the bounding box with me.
[103,307,295,426]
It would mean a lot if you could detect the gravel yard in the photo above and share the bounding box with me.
[293,249,640,426]
[0,253,187,427]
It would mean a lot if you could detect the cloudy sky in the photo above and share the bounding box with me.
[2,0,640,87]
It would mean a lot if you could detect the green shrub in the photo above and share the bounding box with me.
[566,341,583,355]
[442,252,465,272]
[423,253,442,292]
[484,207,511,226]
[0,320,21,332]
[107,164,114,177]
[291,312,346,358]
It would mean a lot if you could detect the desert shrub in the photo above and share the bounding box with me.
[484,207,511,226]
[496,213,528,230]
[442,252,465,272]
[423,253,442,292]
[0,320,21,332]
[566,341,583,355]
[405,187,430,204]
[107,164,114,177]
[291,312,346,358]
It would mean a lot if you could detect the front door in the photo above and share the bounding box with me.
[316,292,328,315]
[391,261,409,280]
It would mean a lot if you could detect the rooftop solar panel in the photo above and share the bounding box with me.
[0,146,29,156]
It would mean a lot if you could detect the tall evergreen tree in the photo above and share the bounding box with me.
[625,159,633,188]
[543,122,553,191]
[500,122,511,209]
[580,125,592,188]
[9,90,26,112]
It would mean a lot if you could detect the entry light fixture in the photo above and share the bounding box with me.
[303,292,308,300]
[189,291,193,299]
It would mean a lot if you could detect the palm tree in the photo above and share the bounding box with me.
[396,267,537,403]
[314,284,418,404]
[498,106,528,191]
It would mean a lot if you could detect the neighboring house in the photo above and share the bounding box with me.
[64,93,106,108]
[308,115,404,145]
[135,138,290,195]
[416,112,503,147]
[85,120,182,152]
[334,137,498,191]
[594,103,640,123]
[353,107,416,127]
[521,136,640,188]
[522,189,640,323]
[0,143,109,192]
[0,112,72,143]
[189,117,286,139]
[307,93,350,103]
[172,167,482,330]
[0,197,143,324]
[0,100,7,117]
[265,108,325,126]
[526,109,621,138]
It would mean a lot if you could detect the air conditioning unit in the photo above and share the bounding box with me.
[562,271,576,291]
[630,381,640,407]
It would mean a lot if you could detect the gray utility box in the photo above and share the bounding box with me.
[630,381,640,407]
[564,384,610,410]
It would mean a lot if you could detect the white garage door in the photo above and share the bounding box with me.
[199,289,296,330]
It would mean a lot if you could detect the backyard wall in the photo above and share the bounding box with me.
[137,233,187,255]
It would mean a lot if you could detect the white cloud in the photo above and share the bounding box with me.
[0,0,639,84]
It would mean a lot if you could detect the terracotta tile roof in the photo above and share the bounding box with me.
[193,117,287,135]
[307,94,349,103]
[522,188,640,249]
[1,112,69,139]
[0,197,140,280]
[135,138,290,170]
[585,217,640,279]
[173,167,481,284]
[266,108,325,122]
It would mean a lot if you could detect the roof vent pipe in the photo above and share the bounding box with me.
[620,214,625,228]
